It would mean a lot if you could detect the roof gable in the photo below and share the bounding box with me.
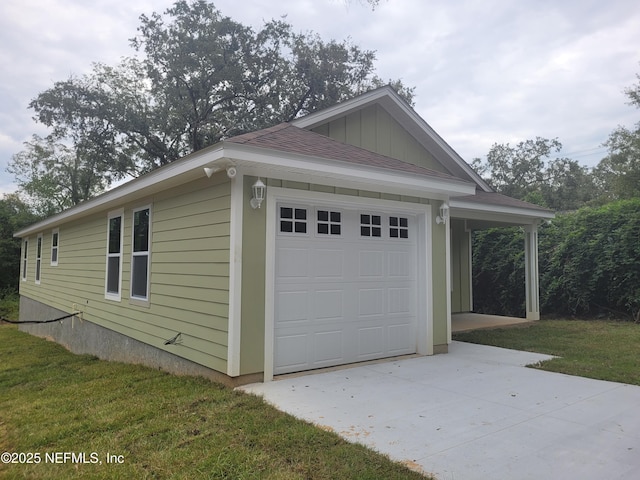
[291,86,492,192]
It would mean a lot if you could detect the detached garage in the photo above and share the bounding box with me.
[15,86,552,385]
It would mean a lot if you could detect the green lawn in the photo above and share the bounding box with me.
[453,319,640,386]
[0,324,427,479]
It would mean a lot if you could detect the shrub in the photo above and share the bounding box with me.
[541,198,640,320]
[472,198,640,321]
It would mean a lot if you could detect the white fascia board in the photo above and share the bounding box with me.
[223,143,477,199]
[14,147,227,237]
[291,87,392,128]
[450,199,555,224]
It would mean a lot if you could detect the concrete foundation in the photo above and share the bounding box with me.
[18,296,262,387]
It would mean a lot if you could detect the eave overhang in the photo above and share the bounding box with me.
[14,141,476,238]
[451,196,555,227]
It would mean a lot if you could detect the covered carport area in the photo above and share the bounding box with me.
[448,190,554,328]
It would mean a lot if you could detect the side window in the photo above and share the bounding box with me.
[317,209,341,236]
[131,206,151,301]
[360,214,382,237]
[22,240,28,281]
[105,211,123,300]
[389,216,409,239]
[279,206,307,234]
[51,229,59,266]
[35,234,42,284]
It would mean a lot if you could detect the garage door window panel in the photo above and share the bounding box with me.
[360,214,382,237]
[317,209,342,236]
[279,206,308,234]
[390,216,409,239]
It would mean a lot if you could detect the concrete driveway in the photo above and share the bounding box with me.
[240,342,640,480]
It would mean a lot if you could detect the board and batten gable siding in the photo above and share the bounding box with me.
[310,104,448,175]
[19,174,232,373]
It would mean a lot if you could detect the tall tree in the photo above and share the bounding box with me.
[9,135,110,215]
[594,72,640,201]
[472,137,599,211]
[471,137,558,202]
[12,0,413,212]
[541,157,597,212]
[0,194,39,291]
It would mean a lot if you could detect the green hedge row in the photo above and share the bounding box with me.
[472,198,640,321]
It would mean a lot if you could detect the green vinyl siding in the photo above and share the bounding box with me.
[451,219,472,313]
[19,174,232,374]
[310,104,448,174]
[431,204,449,346]
[239,176,267,375]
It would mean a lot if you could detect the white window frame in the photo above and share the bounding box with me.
[51,228,59,266]
[35,234,42,284]
[22,240,28,281]
[130,205,152,304]
[105,209,124,301]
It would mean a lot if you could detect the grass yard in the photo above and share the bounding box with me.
[0,324,428,480]
[453,319,640,386]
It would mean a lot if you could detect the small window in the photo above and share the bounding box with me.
[279,206,307,234]
[317,209,341,235]
[35,234,42,284]
[360,214,381,237]
[106,211,123,300]
[131,206,151,301]
[51,229,59,266]
[22,240,28,281]
[390,216,409,239]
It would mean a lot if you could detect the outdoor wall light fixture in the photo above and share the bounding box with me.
[436,202,449,225]
[250,177,266,209]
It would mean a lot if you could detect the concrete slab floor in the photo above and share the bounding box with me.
[452,313,532,332]
[239,342,640,480]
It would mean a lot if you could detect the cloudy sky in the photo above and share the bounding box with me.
[1,0,639,195]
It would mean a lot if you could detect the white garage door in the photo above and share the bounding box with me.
[274,202,418,375]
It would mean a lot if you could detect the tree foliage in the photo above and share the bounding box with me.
[8,135,111,216]
[472,227,525,317]
[11,0,413,212]
[541,199,640,321]
[0,194,40,292]
[472,200,640,321]
[471,137,599,212]
[471,70,640,319]
[594,72,640,202]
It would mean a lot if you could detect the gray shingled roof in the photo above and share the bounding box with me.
[226,123,468,183]
[455,189,553,213]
